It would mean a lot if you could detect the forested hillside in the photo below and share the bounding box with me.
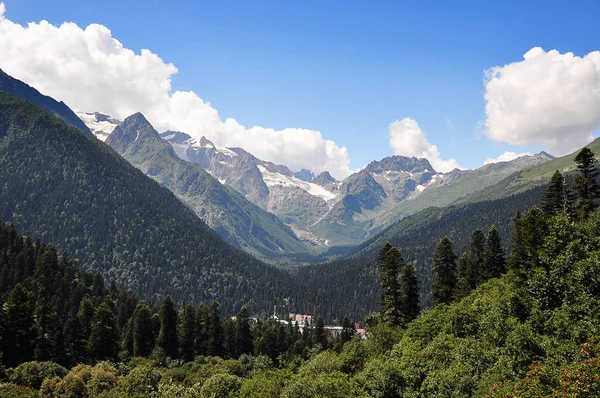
[2,151,600,397]
[0,92,314,314]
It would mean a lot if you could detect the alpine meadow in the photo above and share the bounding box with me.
[1,1,600,397]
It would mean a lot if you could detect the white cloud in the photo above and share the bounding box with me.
[483,151,531,165]
[484,47,600,156]
[388,118,461,173]
[0,4,355,179]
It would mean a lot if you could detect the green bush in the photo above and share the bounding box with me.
[199,373,241,398]
[9,361,67,389]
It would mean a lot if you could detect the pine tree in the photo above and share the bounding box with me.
[377,243,403,325]
[63,309,88,366]
[89,302,120,361]
[157,296,179,359]
[1,283,35,367]
[235,306,253,357]
[431,236,458,305]
[542,170,571,215]
[399,262,420,322]
[132,302,155,357]
[207,301,224,357]
[179,304,196,362]
[468,229,486,288]
[483,225,506,280]
[574,147,600,219]
[340,316,355,345]
[313,316,328,349]
[223,318,236,359]
[508,209,527,276]
[195,303,209,356]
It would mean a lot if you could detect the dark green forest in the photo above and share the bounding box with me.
[0,92,319,315]
[2,148,600,397]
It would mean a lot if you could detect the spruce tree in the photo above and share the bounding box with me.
[508,209,527,276]
[207,301,224,357]
[431,236,458,305]
[223,319,236,359]
[377,243,403,325]
[179,304,196,362]
[63,310,88,366]
[483,225,506,280]
[456,252,472,297]
[542,170,570,215]
[235,306,253,357]
[468,229,486,288]
[89,302,120,361]
[574,147,600,219]
[2,283,35,367]
[313,316,328,349]
[196,303,209,356]
[33,247,59,361]
[132,302,155,357]
[157,296,179,359]
[340,316,355,345]
[78,297,95,341]
[399,262,420,323]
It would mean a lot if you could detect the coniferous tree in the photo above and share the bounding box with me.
[157,296,179,358]
[542,170,571,215]
[122,318,134,357]
[574,147,600,219]
[468,229,486,288]
[179,304,196,362]
[33,247,59,361]
[2,283,35,367]
[313,316,328,349]
[431,237,458,305]
[78,297,95,341]
[340,316,355,345]
[483,225,506,280]
[377,243,403,325]
[89,302,120,361]
[132,302,155,357]
[223,318,236,359]
[63,310,87,366]
[400,262,420,323]
[235,306,253,357]
[207,301,224,357]
[196,303,209,356]
[508,209,527,276]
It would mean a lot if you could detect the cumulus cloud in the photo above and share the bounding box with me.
[483,151,531,165]
[0,4,354,179]
[388,118,461,172]
[484,47,600,156]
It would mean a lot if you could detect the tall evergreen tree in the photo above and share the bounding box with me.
[483,225,506,280]
[196,303,209,356]
[399,262,420,322]
[78,297,95,341]
[223,318,236,359]
[207,301,224,357]
[89,302,120,361]
[574,147,600,219]
[235,306,253,357]
[468,229,486,288]
[431,236,458,305]
[63,309,88,366]
[508,209,527,276]
[1,283,35,367]
[132,302,155,357]
[33,246,59,361]
[157,296,179,358]
[455,252,472,299]
[340,316,355,345]
[179,304,196,362]
[313,316,328,349]
[542,170,572,215]
[377,243,403,325]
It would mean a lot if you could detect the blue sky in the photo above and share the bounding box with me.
[3,0,600,173]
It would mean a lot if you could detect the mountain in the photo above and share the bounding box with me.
[161,132,342,245]
[76,111,121,141]
[104,114,306,258]
[0,68,91,134]
[0,91,314,313]
[162,131,555,248]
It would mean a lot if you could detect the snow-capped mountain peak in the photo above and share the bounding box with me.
[76,111,121,142]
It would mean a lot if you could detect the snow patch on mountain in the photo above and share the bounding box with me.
[257,165,337,202]
[77,111,121,142]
